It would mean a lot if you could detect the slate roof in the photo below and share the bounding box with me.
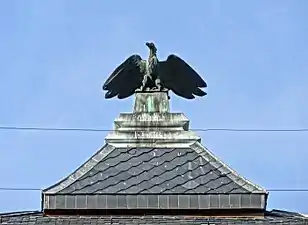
[58,147,251,194]
[1,210,308,225]
[43,142,267,211]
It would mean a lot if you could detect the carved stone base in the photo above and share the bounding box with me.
[133,91,169,113]
[105,92,201,148]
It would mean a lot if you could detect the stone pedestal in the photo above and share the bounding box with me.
[105,92,201,148]
[133,91,169,113]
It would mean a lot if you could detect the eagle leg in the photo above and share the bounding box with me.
[136,74,152,92]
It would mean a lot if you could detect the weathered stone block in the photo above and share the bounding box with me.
[133,91,169,113]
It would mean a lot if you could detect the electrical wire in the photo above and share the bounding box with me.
[1,126,308,132]
[0,126,307,193]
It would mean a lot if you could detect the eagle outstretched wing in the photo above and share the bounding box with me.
[159,54,207,99]
[103,54,145,99]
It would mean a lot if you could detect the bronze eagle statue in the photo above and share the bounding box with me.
[102,42,207,99]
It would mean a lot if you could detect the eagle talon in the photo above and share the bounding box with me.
[135,87,142,92]
[136,86,146,92]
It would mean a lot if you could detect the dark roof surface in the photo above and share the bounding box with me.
[43,143,267,210]
[1,211,307,225]
[45,143,265,195]
[59,147,248,194]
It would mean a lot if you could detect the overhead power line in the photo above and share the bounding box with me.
[0,187,308,192]
[1,127,307,193]
[0,188,41,191]
[1,126,308,132]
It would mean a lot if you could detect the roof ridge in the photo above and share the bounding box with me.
[267,209,307,218]
[0,210,41,217]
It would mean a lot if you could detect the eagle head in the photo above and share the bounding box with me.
[146,42,157,53]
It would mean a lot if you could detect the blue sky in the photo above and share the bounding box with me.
[1,0,308,213]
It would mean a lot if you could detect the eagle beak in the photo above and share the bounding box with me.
[146,42,151,47]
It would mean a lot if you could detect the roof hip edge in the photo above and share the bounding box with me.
[43,144,116,194]
[190,141,268,194]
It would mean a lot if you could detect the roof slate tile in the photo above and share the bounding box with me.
[43,141,266,210]
[51,147,256,195]
[1,211,307,225]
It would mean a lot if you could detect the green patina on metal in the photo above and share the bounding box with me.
[147,95,154,112]
[133,92,170,113]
